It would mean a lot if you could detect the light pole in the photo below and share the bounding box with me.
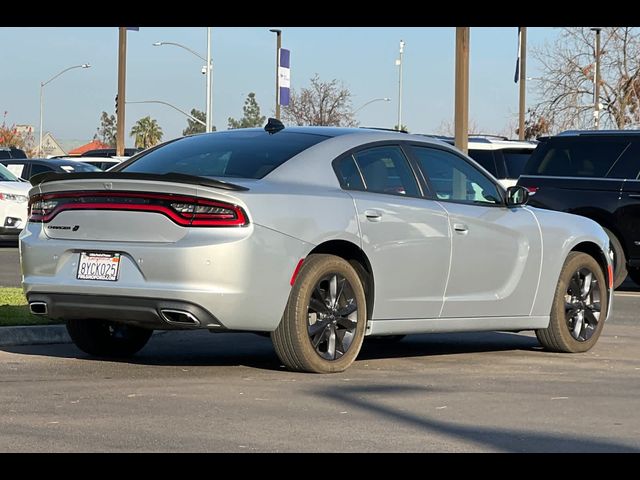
[153,27,213,132]
[353,97,391,115]
[518,27,527,140]
[126,100,206,127]
[39,63,91,157]
[395,40,405,131]
[591,27,602,130]
[269,29,282,120]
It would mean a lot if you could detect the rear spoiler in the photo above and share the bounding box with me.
[29,171,249,192]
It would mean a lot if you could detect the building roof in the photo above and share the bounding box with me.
[68,139,109,155]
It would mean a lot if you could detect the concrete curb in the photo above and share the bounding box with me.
[0,325,71,347]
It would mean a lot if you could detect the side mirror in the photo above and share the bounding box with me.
[505,185,529,207]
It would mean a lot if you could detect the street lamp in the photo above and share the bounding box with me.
[353,97,391,114]
[269,29,282,120]
[591,27,602,130]
[153,27,213,132]
[395,40,405,131]
[38,63,91,157]
[126,100,206,127]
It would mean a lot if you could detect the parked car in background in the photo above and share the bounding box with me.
[81,148,142,157]
[0,146,28,159]
[51,156,125,171]
[21,124,612,373]
[0,163,30,240]
[0,158,101,181]
[518,129,640,288]
[421,135,538,187]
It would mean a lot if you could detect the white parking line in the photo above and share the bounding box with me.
[614,292,640,297]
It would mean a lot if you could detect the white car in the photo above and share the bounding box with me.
[424,135,538,188]
[0,163,30,240]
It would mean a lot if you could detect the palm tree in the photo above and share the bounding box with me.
[130,116,163,149]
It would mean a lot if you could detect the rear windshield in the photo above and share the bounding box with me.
[523,137,629,178]
[120,130,329,179]
[0,162,20,181]
[503,150,533,178]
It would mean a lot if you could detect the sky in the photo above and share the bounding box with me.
[0,27,561,148]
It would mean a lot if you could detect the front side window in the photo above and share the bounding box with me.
[352,146,420,196]
[412,146,502,205]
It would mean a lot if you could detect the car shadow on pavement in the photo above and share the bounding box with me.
[315,383,640,452]
[2,330,542,372]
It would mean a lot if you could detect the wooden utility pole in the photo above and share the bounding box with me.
[454,27,470,154]
[116,27,127,156]
[518,27,527,140]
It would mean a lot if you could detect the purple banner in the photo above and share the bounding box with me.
[280,87,290,106]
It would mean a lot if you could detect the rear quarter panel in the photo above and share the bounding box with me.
[529,207,610,317]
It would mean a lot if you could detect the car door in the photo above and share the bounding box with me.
[334,144,450,319]
[410,145,542,318]
[611,140,640,263]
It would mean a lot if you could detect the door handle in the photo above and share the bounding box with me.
[453,223,469,234]
[364,209,383,222]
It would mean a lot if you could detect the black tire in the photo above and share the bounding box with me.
[627,267,640,286]
[536,252,608,353]
[366,335,406,344]
[603,227,627,289]
[66,319,152,358]
[271,254,367,373]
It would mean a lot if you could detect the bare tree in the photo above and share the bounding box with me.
[282,74,357,127]
[532,27,640,131]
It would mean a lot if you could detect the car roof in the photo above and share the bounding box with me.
[418,134,536,150]
[556,129,640,137]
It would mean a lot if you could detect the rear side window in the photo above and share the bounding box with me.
[607,141,640,179]
[523,137,629,178]
[353,146,420,196]
[121,130,328,179]
[334,155,365,190]
[29,164,54,177]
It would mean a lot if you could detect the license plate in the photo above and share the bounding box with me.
[77,252,121,281]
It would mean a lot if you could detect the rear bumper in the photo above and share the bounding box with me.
[20,222,313,331]
[26,293,224,330]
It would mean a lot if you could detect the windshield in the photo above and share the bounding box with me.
[119,130,329,179]
[0,162,20,181]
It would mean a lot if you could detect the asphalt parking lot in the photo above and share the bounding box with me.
[1,245,639,452]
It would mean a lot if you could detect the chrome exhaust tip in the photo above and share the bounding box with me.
[29,302,48,315]
[160,309,201,326]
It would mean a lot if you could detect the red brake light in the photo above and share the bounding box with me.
[28,191,248,227]
[526,186,539,194]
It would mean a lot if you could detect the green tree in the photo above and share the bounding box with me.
[93,111,117,147]
[182,108,211,136]
[228,92,266,129]
[283,74,357,127]
[130,116,163,149]
[393,124,409,132]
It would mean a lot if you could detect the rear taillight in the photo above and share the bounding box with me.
[525,186,538,195]
[28,191,248,227]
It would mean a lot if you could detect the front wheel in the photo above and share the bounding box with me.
[271,254,367,373]
[66,319,152,358]
[536,252,608,353]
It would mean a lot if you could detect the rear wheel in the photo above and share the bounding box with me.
[66,319,152,358]
[536,252,607,353]
[271,254,367,373]
[603,227,627,289]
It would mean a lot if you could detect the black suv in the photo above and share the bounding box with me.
[518,130,640,288]
[0,147,27,159]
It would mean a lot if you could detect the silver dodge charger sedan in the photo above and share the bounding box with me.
[20,122,613,373]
